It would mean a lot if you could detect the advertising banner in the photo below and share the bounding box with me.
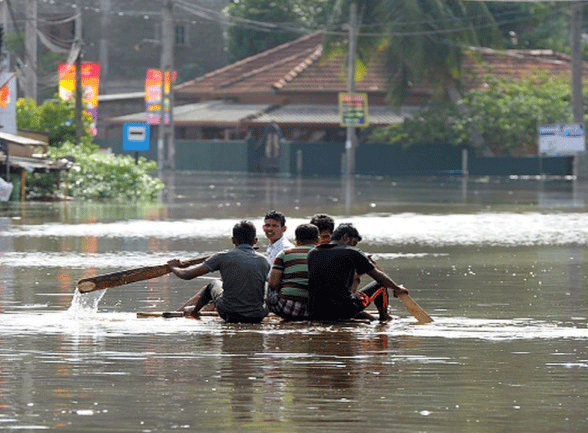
[58,62,101,136]
[145,69,176,125]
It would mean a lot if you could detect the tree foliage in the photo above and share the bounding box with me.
[47,143,164,201]
[16,97,93,147]
[224,0,332,62]
[370,72,575,156]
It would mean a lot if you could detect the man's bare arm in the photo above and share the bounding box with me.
[268,268,283,291]
[367,268,409,297]
[167,260,210,280]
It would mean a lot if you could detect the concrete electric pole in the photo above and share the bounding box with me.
[571,0,584,128]
[345,2,358,176]
[24,0,37,102]
[74,5,83,145]
[158,0,175,171]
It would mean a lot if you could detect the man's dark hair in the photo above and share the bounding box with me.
[295,223,319,243]
[233,220,257,244]
[309,213,335,233]
[264,210,286,227]
[331,223,362,242]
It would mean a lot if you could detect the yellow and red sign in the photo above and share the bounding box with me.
[339,92,369,127]
[0,84,9,109]
[145,69,176,125]
[58,62,101,136]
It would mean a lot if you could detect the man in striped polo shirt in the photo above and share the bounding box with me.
[267,223,319,321]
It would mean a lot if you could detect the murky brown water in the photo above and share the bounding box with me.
[1,172,588,432]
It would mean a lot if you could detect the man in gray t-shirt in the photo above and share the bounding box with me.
[168,220,271,323]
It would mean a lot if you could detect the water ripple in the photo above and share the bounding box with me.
[0,310,586,342]
[3,212,588,247]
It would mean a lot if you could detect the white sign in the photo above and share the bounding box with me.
[538,123,585,156]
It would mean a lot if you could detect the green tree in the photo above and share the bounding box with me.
[371,72,575,156]
[465,73,572,155]
[16,97,93,147]
[225,0,332,62]
[324,0,501,154]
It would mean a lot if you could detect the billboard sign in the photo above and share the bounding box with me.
[538,123,585,156]
[339,92,369,127]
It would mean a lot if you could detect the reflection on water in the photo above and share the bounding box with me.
[1,173,588,432]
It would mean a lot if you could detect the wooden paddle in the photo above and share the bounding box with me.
[397,292,433,324]
[76,255,210,293]
[370,258,433,324]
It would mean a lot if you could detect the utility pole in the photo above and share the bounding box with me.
[571,1,584,132]
[345,2,358,176]
[0,1,7,32]
[99,0,110,80]
[158,0,175,171]
[24,0,37,102]
[74,5,83,145]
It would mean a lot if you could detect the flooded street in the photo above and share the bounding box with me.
[1,172,588,432]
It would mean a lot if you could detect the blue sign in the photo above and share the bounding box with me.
[123,123,150,151]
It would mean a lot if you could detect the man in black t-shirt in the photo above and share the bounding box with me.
[307,223,409,322]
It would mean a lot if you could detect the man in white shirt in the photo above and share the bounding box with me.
[263,210,294,265]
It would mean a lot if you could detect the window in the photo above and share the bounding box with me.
[175,24,188,46]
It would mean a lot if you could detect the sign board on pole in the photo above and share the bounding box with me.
[339,92,369,127]
[123,123,150,151]
[145,69,176,125]
[538,123,585,156]
[58,63,101,136]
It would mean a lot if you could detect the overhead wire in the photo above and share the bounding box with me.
[6,0,574,90]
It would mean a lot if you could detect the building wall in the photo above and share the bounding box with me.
[95,137,574,177]
[96,138,250,172]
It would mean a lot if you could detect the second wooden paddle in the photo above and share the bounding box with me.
[397,292,433,324]
[77,255,210,293]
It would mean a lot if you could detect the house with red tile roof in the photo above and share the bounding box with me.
[101,31,587,175]
[105,31,588,141]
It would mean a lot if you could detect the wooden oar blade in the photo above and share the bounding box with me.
[77,264,171,293]
[398,293,433,324]
[76,255,210,294]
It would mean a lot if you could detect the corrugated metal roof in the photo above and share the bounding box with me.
[0,132,47,147]
[250,104,406,126]
[107,101,274,125]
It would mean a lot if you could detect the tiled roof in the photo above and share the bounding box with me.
[108,35,588,128]
[176,32,588,99]
[175,32,390,98]
[462,48,588,90]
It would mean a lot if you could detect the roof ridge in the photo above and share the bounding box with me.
[466,46,586,67]
[272,45,324,90]
[217,43,323,89]
[176,31,324,89]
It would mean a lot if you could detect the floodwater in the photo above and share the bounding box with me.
[1,172,588,432]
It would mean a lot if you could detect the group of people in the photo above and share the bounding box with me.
[167,211,409,324]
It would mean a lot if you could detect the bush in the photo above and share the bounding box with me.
[46,142,164,201]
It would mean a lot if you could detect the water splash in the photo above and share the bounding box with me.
[66,288,106,318]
